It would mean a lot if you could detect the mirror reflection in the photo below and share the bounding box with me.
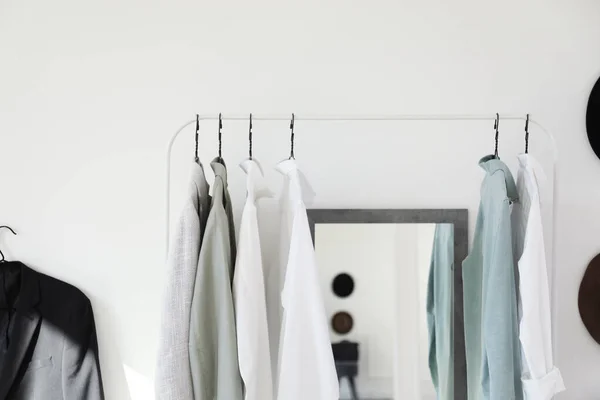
[314,222,456,400]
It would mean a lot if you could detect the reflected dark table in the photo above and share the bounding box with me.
[332,341,360,400]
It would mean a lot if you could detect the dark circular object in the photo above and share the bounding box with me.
[586,75,600,159]
[578,253,600,345]
[332,273,355,298]
[332,311,354,335]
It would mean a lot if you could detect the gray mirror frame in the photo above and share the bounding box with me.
[308,208,468,400]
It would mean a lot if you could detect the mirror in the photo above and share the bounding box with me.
[308,209,468,400]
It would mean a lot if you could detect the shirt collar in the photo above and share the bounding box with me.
[275,159,316,205]
[0,262,41,317]
[190,162,210,195]
[240,158,273,200]
[479,155,518,201]
[517,153,547,186]
[211,157,229,185]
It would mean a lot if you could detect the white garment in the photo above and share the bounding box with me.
[233,159,274,400]
[156,163,209,400]
[273,159,339,400]
[512,154,565,400]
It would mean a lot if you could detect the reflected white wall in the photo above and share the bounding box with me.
[417,224,438,400]
[316,224,396,399]
[315,223,437,400]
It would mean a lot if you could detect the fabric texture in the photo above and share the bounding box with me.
[462,155,522,400]
[189,158,243,400]
[511,154,565,400]
[273,159,339,400]
[155,162,210,400]
[233,159,274,400]
[427,223,454,400]
[0,262,104,400]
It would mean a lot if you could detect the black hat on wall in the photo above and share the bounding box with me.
[579,253,600,345]
[587,75,600,159]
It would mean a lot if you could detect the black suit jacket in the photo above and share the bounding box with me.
[0,262,104,399]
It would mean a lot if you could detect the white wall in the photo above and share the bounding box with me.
[1,1,600,399]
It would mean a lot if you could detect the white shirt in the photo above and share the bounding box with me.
[273,159,339,400]
[512,154,565,400]
[233,159,274,400]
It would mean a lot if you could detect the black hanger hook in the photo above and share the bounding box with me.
[525,114,530,154]
[494,113,500,158]
[194,114,200,163]
[248,113,253,160]
[289,113,295,159]
[0,226,17,263]
[218,113,223,161]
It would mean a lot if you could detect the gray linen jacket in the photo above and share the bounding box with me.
[189,159,242,400]
[156,162,211,400]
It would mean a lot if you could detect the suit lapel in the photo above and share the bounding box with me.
[0,310,42,399]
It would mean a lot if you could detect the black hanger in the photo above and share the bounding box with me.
[248,113,253,160]
[217,113,224,163]
[525,114,530,154]
[0,226,17,263]
[289,113,295,160]
[494,113,500,158]
[194,114,200,163]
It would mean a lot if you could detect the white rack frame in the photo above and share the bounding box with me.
[165,113,560,374]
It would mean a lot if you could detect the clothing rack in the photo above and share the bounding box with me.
[165,113,559,361]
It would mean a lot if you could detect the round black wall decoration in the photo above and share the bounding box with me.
[586,75,600,159]
[578,253,600,345]
[332,273,355,298]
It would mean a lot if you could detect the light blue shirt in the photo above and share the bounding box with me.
[427,224,455,400]
[463,155,522,400]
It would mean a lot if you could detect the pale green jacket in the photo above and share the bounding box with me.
[189,159,242,400]
[463,156,522,400]
[427,223,454,400]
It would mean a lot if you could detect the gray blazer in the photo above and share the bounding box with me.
[0,262,104,400]
[189,159,242,400]
[156,163,211,400]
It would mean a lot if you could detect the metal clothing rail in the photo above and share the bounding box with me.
[165,113,560,370]
[170,113,531,122]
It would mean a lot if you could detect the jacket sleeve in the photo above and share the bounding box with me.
[62,299,105,400]
[155,199,201,400]
[483,195,521,400]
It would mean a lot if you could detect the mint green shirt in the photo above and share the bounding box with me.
[463,156,522,400]
[427,224,454,400]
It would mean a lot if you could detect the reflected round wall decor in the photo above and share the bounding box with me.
[332,273,355,298]
[332,311,354,335]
